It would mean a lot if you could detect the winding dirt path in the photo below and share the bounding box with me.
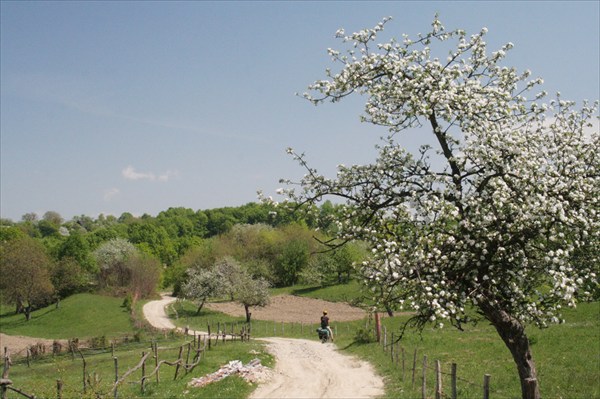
[250,337,384,399]
[142,294,385,398]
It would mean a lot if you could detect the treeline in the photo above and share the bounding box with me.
[0,201,363,319]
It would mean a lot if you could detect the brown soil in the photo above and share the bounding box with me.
[205,294,367,323]
[0,333,69,358]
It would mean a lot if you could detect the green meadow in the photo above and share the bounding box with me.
[1,288,598,398]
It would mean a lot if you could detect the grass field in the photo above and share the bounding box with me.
[1,287,598,398]
[0,293,136,339]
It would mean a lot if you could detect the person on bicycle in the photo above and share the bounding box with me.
[321,310,334,342]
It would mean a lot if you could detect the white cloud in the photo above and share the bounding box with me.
[103,187,120,201]
[122,165,156,181]
[122,166,178,182]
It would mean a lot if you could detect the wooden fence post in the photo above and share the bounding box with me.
[422,355,427,399]
[77,350,87,394]
[56,379,63,399]
[411,349,417,387]
[483,374,491,399]
[383,326,387,352]
[185,343,191,373]
[401,347,406,381]
[153,341,159,383]
[113,357,118,399]
[2,347,9,399]
[451,363,457,399]
[141,351,146,394]
[390,333,394,362]
[174,346,183,380]
[207,325,212,350]
[435,360,442,399]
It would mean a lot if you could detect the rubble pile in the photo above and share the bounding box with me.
[188,358,272,388]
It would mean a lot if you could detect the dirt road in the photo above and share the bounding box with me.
[143,295,385,398]
[250,337,384,399]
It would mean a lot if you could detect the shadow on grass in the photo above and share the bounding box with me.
[0,306,58,329]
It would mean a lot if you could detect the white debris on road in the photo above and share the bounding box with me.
[188,358,272,388]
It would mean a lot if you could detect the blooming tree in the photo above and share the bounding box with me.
[276,17,599,399]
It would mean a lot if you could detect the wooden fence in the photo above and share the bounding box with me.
[2,326,252,399]
[377,324,514,399]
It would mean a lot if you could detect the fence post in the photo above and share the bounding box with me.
[2,347,9,399]
[56,378,63,399]
[390,333,394,362]
[422,355,427,399]
[185,343,191,373]
[483,374,491,399]
[383,326,387,352]
[207,325,212,350]
[26,348,30,368]
[451,363,457,399]
[153,341,159,384]
[78,350,87,394]
[113,357,118,399]
[435,360,442,399]
[411,349,417,387]
[141,351,146,394]
[401,347,405,381]
[174,346,183,380]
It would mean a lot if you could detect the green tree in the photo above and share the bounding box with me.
[0,237,54,320]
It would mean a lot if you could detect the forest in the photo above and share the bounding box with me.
[0,201,365,320]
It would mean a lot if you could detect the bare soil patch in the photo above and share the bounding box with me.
[205,295,367,324]
[0,333,69,358]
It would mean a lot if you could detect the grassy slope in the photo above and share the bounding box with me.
[0,293,135,339]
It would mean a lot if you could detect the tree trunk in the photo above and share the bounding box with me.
[480,300,540,399]
[196,298,206,315]
[384,303,394,317]
[244,305,252,323]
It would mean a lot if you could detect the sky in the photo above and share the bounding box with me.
[1,1,598,222]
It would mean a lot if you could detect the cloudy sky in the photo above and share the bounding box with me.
[1,1,598,221]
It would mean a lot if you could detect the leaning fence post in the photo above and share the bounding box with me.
[174,345,183,380]
[451,363,457,399]
[483,374,491,399]
[140,351,146,393]
[435,360,442,399]
[422,355,427,399]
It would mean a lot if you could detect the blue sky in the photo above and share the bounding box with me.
[1,1,598,221]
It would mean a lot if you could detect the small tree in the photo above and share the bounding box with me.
[181,267,222,314]
[277,17,598,399]
[235,273,270,322]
